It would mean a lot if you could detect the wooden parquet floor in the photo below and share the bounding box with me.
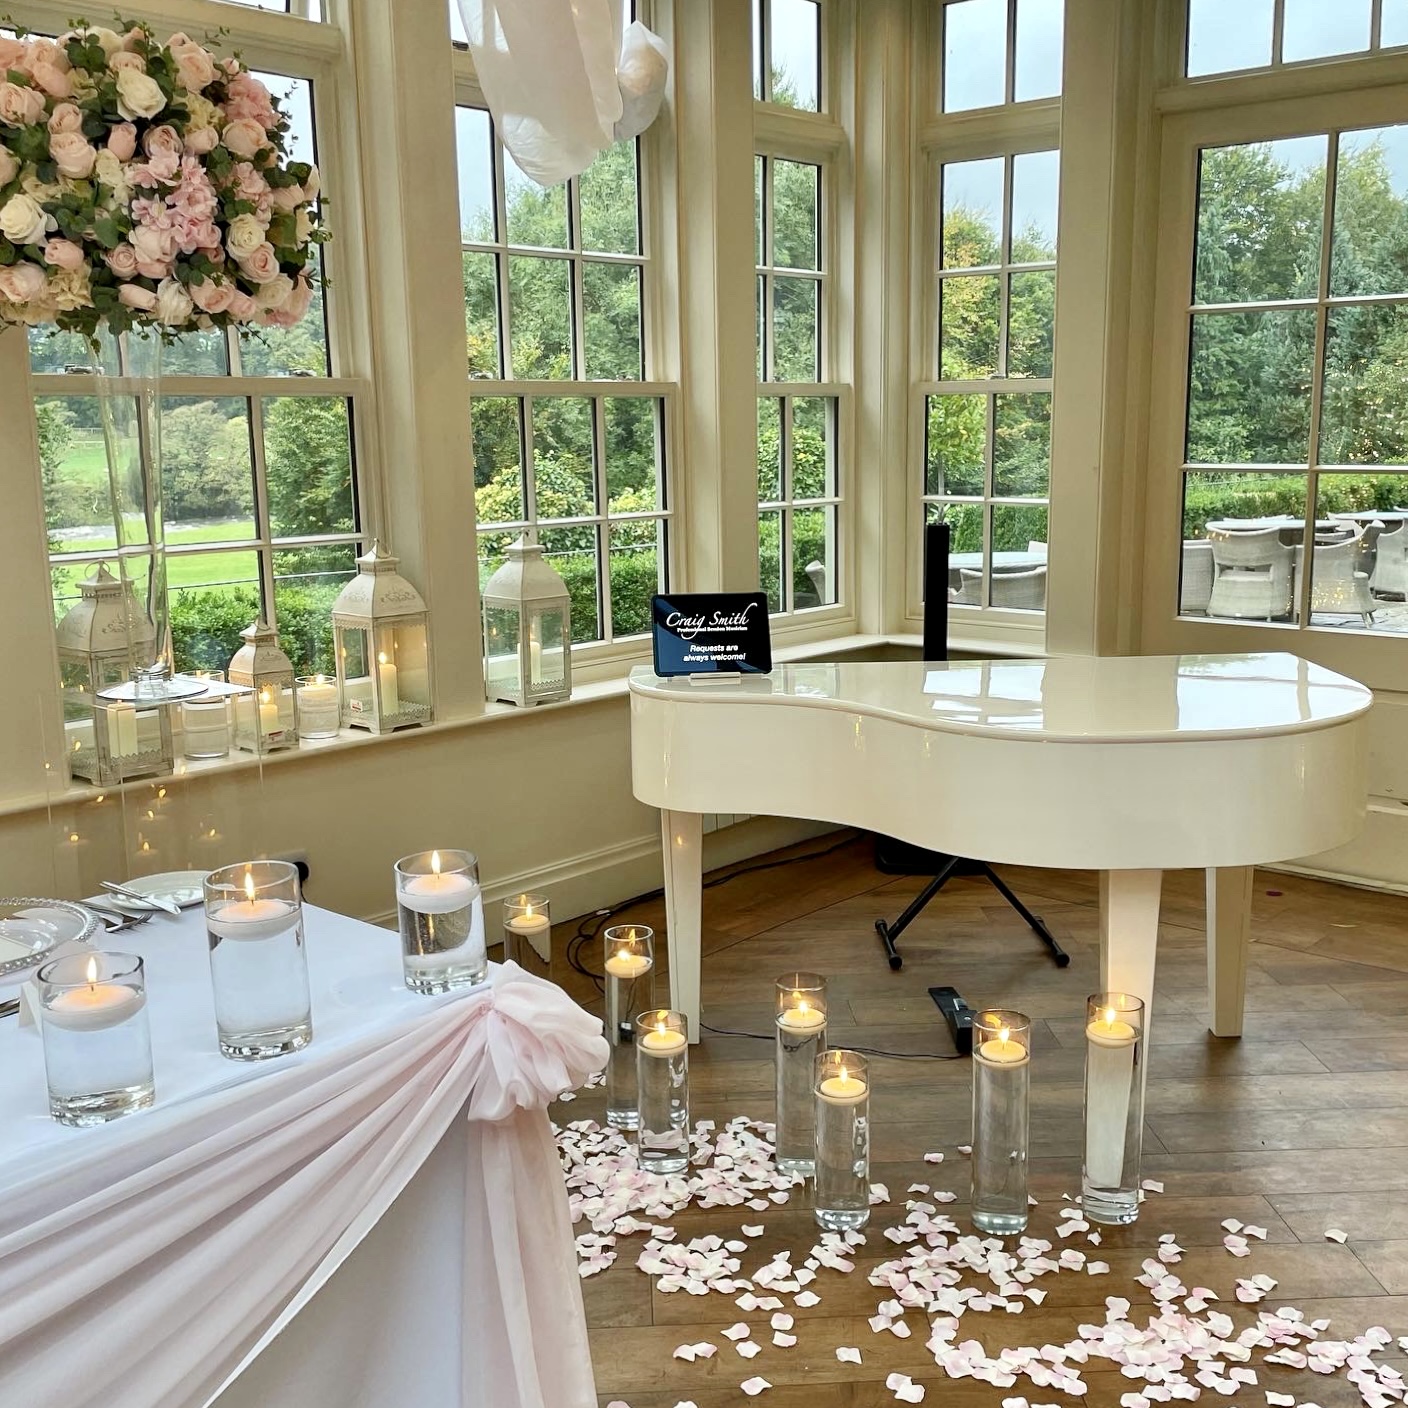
[543,834,1408,1407]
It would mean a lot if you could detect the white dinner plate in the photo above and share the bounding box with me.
[118,870,210,910]
[0,906,91,977]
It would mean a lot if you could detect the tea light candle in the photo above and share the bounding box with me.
[44,956,145,1032]
[976,1027,1030,1066]
[778,997,826,1032]
[1085,1004,1138,1190]
[506,907,551,939]
[378,652,400,714]
[604,948,652,979]
[639,1021,687,1056]
[208,871,299,941]
[818,1065,867,1104]
[399,851,477,914]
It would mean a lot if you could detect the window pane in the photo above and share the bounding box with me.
[773,160,821,271]
[237,274,330,376]
[264,396,355,537]
[1386,0,1408,47]
[1187,0,1273,75]
[1187,310,1316,465]
[30,327,117,375]
[942,159,1004,269]
[759,509,784,613]
[757,273,766,380]
[926,393,986,496]
[450,0,468,44]
[758,397,783,501]
[508,255,571,378]
[1183,471,1306,623]
[1014,0,1064,102]
[1330,126,1408,298]
[36,395,138,554]
[1282,0,1371,63]
[609,518,664,637]
[943,0,1007,112]
[162,398,255,542]
[605,397,660,513]
[541,524,600,643]
[1011,151,1059,262]
[1194,139,1326,305]
[456,107,496,242]
[273,543,358,674]
[478,529,517,592]
[1008,271,1055,378]
[753,0,765,99]
[169,549,262,674]
[770,0,820,110]
[1305,477,1407,631]
[772,276,820,380]
[1320,303,1408,467]
[505,152,568,249]
[471,396,525,525]
[582,262,643,380]
[137,327,227,377]
[792,506,835,606]
[756,156,766,265]
[580,142,641,255]
[930,500,985,603]
[994,393,1051,496]
[791,397,832,499]
[941,274,1000,378]
[464,251,501,378]
[532,397,596,518]
[989,505,1048,608]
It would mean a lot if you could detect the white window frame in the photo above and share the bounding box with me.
[754,0,827,111]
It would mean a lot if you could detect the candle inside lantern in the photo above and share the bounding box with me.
[109,703,139,756]
[378,652,400,715]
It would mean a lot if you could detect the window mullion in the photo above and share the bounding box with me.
[249,396,278,625]
[594,396,614,642]
[522,397,539,540]
[1272,0,1287,66]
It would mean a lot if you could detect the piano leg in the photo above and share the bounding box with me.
[1206,866,1252,1038]
[1098,870,1163,1044]
[661,809,703,1043]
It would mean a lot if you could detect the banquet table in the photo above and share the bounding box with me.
[0,902,606,1408]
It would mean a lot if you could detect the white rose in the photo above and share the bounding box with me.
[225,212,266,259]
[114,67,166,122]
[255,273,293,309]
[92,149,130,201]
[0,146,17,186]
[89,28,124,58]
[0,192,49,246]
[154,276,193,326]
[294,207,312,245]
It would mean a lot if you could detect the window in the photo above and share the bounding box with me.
[33,73,362,680]
[754,0,822,111]
[1175,124,1408,636]
[1185,0,1408,78]
[940,0,1064,113]
[455,104,670,647]
[756,155,841,614]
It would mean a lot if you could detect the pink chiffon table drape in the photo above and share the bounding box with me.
[0,903,607,1408]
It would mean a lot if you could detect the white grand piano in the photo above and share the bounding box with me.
[629,653,1372,1042]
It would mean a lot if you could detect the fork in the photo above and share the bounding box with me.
[85,903,156,934]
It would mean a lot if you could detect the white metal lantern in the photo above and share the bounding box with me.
[331,540,432,734]
[482,535,572,707]
[228,620,298,754]
[56,563,173,785]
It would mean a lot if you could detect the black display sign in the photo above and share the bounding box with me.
[651,593,773,676]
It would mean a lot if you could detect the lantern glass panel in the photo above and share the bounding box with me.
[387,620,430,715]
[529,607,568,694]
[484,605,523,700]
[339,625,373,720]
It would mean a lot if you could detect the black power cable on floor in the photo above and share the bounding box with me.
[700,1022,963,1061]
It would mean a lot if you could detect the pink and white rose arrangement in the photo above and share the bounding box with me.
[0,18,325,339]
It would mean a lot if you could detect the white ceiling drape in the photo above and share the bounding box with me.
[457,0,669,187]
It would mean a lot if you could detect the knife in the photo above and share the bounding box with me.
[100,880,181,916]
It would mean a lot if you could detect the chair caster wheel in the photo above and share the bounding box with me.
[1055,952,1071,968]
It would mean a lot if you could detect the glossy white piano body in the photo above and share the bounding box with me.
[629,654,1372,1043]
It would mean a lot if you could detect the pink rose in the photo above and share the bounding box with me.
[226,289,258,320]
[0,147,18,185]
[184,126,218,155]
[172,46,216,93]
[237,241,280,284]
[0,260,46,303]
[269,184,301,213]
[108,51,146,74]
[104,243,138,277]
[49,131,97,180]
[131,222,177,271]
[221,118,267,160]
[43,237,83,271]
[106,123,137,161]
[0,83,46,127]
[143,125,183,158]
[26,39,70,74]
[133,147,180,185]
[0,38,26,70]
[284,275,314,321]
[189,274,234,315]
[302,166,321,200]
[30,62,73,100]
[120,28,145,52]
[255,272,293,309]
[118,282,157,310]
[47,102,83,135]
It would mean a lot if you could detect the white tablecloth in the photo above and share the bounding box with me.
[0,903,606,1408]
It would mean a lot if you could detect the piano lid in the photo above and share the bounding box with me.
[628,652,1372,744]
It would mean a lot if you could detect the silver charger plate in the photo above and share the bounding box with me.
[0,899,102,978]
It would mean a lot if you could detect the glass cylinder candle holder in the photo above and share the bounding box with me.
[634,1008,689,1173]
[204,861,313,1060]
[180,670,230,759]
[813,1049,869,1231]
[296,674,340,740]
[1082,992,1146,1225]
[971,1009,1031,1235]
[38,951,153,1126]
[394,849,487,994]
[503,892,551,973]
[775,971,828,1176]
[603,924,655,1129]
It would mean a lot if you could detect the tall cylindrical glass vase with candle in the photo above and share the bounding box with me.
[603,924,655,1129]
[775,972,828,1176]
[635,1009,690,1173]
[1082,992,1145,1224]
[204,861,313,1060]
[38,951,153,1126]
[813,1049,869,1230]
[394,849,487,993]
[971,1009,1031,1234]
[503,893,551,976]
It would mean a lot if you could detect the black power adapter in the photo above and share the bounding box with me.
[929,986,975,1055]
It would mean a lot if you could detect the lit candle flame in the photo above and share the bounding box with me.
[999,1027,1010,1044]
[615,948,629,966]
[655,1019,668,1039]
[68,831,79,843]
[244,869,256,904]
[259,687,273,705]
[431,850,442,876]
[525,904,534,919]
[797,999,810,1017]
[1103,1006,1116,1027]
[378,651,389,666]
[315,673,326,685]
[85,955,97,989]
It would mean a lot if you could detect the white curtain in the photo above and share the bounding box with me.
[458,0,669,186]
